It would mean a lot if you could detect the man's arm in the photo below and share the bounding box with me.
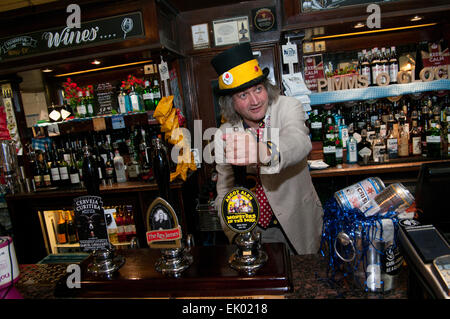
[261,97,311,174]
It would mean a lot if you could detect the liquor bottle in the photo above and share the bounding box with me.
[117,87,127,114]
[129,85,141,112]
[41,150,52,187]
[309,108,323,141]
[69,150,81,188]
[372,121,387,162]
[116,207,127,243]
[322,118,336,167]
[142,80,154,111]
[347,135,358,164]
[386,115,399,159]
[107,208,119,244]
[29,147,42,189]
[58,147,70,187]
[77,91,87,118]
[409,112,422,156]
[357,129,372,162]
[371,47,380,86]
[389,46,399,84]
[104,149,115,186]
[398,123,410,157]
[66,211,77,244]
[152,137,171,201]
[113,147,127,183]
[379,47,389,85]
[85,90,95,117]
[335,132,343,166]
[152,80,161,107]
[93,143,106,186]
[47,143,61,187]
[139,128,153,182]
[126,131,140,180]
[361,49,371,85]
[57,211,68,244]
[426,120,442,159]
[126,206,137,241]
[338,118,349,149]
[82,145,100,196]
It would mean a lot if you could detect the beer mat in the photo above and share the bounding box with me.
[308,160,329,170]
[403,225,450,263]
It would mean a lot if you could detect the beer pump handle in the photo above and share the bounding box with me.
[232,165,246,188]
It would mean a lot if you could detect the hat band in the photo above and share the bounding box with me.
[218,59,263,91]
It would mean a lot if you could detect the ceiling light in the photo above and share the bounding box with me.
[311,23,437,40]
[91,60,101,65]
[353,22,365,29]
[54,60,153,77]
[410,16,423,22]
[42,68,53,73]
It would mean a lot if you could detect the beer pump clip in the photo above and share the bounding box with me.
[146,197,193,277]
[73,195,125,277]
[221,166,268,276]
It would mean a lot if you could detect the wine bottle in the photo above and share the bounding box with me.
[152,137,171,201]
[322,118,336,167]
[47,143,61,187]
[113,147,127,183]
[77,91,87,118]
[66,211,77,244]
[69,150,81,188]
[57,211,68,244]
[142,80,154,111]
[85,90,95,117]
[389,46,399,84]
[152,80,161,107]
[82,145,100,196]
[309,108,323,141]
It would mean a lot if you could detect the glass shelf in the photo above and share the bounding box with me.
[307,79,450,106]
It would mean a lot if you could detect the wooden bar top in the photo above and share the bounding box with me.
[54,243,292,298]
[5,180,184,200]
[310,158,450,178]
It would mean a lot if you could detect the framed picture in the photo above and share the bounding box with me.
[191,23,210,49]
[213,16,250,47]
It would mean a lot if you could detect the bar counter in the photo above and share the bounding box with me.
[13,251,408,299]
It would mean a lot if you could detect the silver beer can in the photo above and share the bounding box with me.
[334,177,385,211]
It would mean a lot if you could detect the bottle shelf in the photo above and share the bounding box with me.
[33,110,159,135]
[55,241,132,248]
[306,79,450,106]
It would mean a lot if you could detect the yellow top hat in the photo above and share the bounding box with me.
[211,43,269,95]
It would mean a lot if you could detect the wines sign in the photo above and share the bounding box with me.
[0,12,144,62]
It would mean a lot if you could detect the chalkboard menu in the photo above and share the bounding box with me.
[95,82,118,115]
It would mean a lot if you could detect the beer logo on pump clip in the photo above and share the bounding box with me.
[221,187,259,233]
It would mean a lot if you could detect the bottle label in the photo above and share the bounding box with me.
[426,135,441,143]
[323,146,336,154]
[153,91,161,99]
[106,167,114,177]
[389,63,398,83]
[59,166,69,180]
[34,175,42,186]
[412,136,422,155]
[118,96,126,113]
[43,174,51,186]
[51,167,61,180]
[362,66,371,84]
[358,147,372,157]
[336,148,343,158]
[87,103,94,114]
[348,144,357,163]
[77,105,86,115]
[143,93,153,100]
[387,138,398,153]
[70,173,80,184]
[98,167,103,179]
[311,122,322,129]
[130,95,140,111]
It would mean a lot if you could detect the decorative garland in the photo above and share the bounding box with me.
[153,96,197,182]
[320,197,401,291]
